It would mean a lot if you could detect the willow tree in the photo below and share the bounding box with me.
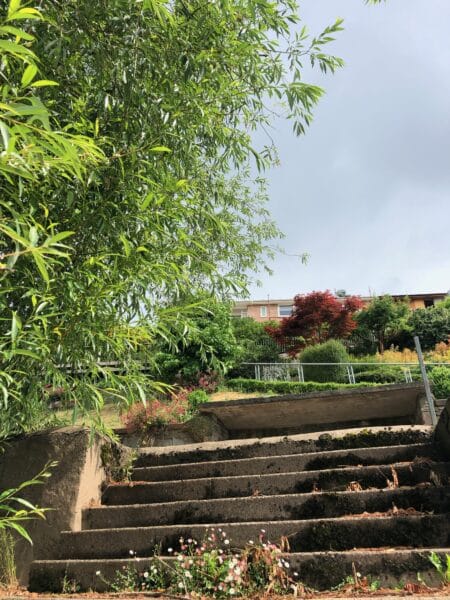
[1,0,344,435]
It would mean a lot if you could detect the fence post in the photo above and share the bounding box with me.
[346,365,352,384]
[414,335,437,426]
[298,364,304,383]
[349,364,356,384]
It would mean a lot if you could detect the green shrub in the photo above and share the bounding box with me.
[187,390,209,412]
[430,366,450,399]
[299,340,349,383]
[226,378,378,394]
[352,365,405,384]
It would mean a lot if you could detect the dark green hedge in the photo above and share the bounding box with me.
[226,378,380,394]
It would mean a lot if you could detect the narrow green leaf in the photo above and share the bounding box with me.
[21,63,37,87]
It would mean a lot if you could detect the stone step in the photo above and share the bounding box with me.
[104,460,450,505]
[129,443,437,483]
[29,548,450,592]
[58,513,450,559]
[85,485,450,529]
[135,426,433,467]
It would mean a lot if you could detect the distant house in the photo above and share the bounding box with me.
[232,292,448,323]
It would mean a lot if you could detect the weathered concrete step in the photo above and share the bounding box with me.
[135,426,433,467]
[58,513,450,558]
[104,460,450,504]
[290,548,449,590]
[85,486,450,529]
[29,548,450,592]
[130,443,437,483]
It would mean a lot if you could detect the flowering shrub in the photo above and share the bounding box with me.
[197,370,220,393]
[121,390,191,434]
[121,385,214,434]
[100,528,299,597]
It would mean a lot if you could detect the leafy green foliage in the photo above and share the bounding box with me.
[430,367,450,399]
[155,301,239,385]
[355,296,410,354]
[1,0,346,437]
[230,318,282,378]
[407,305,450,351]
[187,389,209,412]
[0,1,103,437]
[428,551,450,584]
[0,461,55,543]
[299,340,350,383]
[353,366,405,384]
[227,378,378,394]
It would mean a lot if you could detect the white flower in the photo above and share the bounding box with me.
[260,529,266,533]
[294,572,299,577]
[178,582,184,589]
[224,539,230,545]
[229,588,235,595]
[143,572,149,578]
[185,571,193,579]
[95,570,101,576]
[248,540,254,545]
[167,547,173,553]
[234,567,241,575]
[129,550,134,556]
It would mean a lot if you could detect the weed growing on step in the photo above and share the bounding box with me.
[100,528,301,596]
[333,565,380,593]
[428,552,450,585]
[61,574,80,594]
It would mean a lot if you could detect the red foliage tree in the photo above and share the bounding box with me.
[266,290,363,354]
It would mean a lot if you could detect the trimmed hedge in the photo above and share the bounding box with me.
[299,340,349,383]
[226,378,379,394]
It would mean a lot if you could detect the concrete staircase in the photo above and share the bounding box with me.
[30,425,450,592]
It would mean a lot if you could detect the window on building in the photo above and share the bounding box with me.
[240,309,247,318]
[278,305,293,317]
[260,305,267,317]
[424,299,434,308]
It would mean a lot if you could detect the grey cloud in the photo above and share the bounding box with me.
[249,0,450,299]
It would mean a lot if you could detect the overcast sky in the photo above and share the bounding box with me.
[248,0,450,301]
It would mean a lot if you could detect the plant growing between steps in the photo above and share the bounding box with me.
[0,461,55,588]
[97,528,301,597]
[0,461,56,543]
[428,552,450,585]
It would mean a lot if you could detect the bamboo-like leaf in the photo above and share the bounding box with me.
[21,64,37,87]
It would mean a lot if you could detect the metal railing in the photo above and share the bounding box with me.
[242,361,434,384]
[242,336,448,426]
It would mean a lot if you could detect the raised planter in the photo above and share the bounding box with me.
[116,413,228,447]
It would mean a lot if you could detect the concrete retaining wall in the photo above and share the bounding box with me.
[199,384,430,437]
[0,427,106,585]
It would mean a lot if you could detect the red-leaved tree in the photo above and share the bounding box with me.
[266,290,363,355]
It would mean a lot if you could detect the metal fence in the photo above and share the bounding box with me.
[242,337,445,426]
[244,360,450,384]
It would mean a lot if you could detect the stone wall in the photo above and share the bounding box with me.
[0,427,108,585]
